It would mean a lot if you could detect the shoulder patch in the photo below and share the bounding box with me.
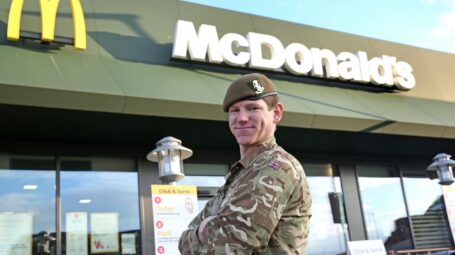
[267,160,281,171]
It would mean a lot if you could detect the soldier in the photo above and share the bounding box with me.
[179,73,312,254]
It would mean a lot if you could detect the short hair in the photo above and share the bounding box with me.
[263,95,279,110]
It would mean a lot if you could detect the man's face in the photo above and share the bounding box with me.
[228,99,283,147]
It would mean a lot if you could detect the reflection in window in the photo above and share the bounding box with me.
[61,156,141,255]
[0,154,56,255]
[180,163,229,213]
[180,163,228,187]
[178,176,226,188]
[402,167,453,248]
[305,164,348,255]
[357,165,412,250]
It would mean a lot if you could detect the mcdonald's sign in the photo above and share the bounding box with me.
[7,0,87,50]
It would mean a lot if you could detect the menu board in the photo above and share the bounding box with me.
[0,212,32,255]
[66,212,88,255]
[90,213,119,254]
[442,185,455,244]
[151,185,198,255]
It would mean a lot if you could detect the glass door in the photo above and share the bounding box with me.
[357,165,412,250]
[0,154,57,255]
[402,166,453,248]
[60,156,141,255]
[0,154,141,255]
[305,163,349,255]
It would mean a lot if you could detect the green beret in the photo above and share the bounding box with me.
[223,73,277,112]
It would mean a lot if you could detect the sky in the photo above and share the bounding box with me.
[183,0,455,54]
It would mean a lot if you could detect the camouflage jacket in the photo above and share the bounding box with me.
[179,137,312,255]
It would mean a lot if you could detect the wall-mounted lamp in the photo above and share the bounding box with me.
[427,153,455,185]
[147,136,192,185]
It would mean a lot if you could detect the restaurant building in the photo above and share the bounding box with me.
[1,0,455,254]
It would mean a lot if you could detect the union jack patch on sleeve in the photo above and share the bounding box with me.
[267,161,280,170]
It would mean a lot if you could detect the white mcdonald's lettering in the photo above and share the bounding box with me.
[172,20,416,90]
[7,0,87,50]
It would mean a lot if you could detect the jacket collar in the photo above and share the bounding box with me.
[239,137,277,168]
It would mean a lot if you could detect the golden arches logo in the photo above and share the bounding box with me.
[7,0,86,50]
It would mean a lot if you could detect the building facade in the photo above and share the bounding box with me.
[1,0,455,254]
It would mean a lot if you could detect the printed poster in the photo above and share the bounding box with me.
[66,212,88,255]
[90,213,119,253]
[0,212,33,255]
[151,185,198,255]
[347,240,386,255]
[121,233,136,254]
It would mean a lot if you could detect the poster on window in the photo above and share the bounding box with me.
[66,212,88,255]
[442,185,455,243]
[121,233,136,254]
[347,240,386,255]
[0,212,33,255]
[151,185,198,255]
[90,213,119,254]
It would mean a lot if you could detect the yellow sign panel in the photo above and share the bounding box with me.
[7,0,86,50]
[151,185,198,196]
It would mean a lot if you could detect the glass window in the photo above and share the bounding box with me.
[180,163,229,211]
[0,154,56,255]
[357,165,412,250]
[402,167,453,249]
[180,163,228,187]
[60,156,141,255]
[305,164,348,255]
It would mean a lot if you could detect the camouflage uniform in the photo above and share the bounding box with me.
[179,137,312,254]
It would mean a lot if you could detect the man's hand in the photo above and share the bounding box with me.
[197,215,216,242]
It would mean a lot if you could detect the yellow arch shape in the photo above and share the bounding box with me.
[70,0,86,50]
[7,0,86,50]
[7,0,24,41]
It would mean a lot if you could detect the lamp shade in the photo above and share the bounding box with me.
[147,137,193,162]
[427,153,455,185]
[147,136,193,184]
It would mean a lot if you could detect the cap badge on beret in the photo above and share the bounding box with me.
[247,80,265,95]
